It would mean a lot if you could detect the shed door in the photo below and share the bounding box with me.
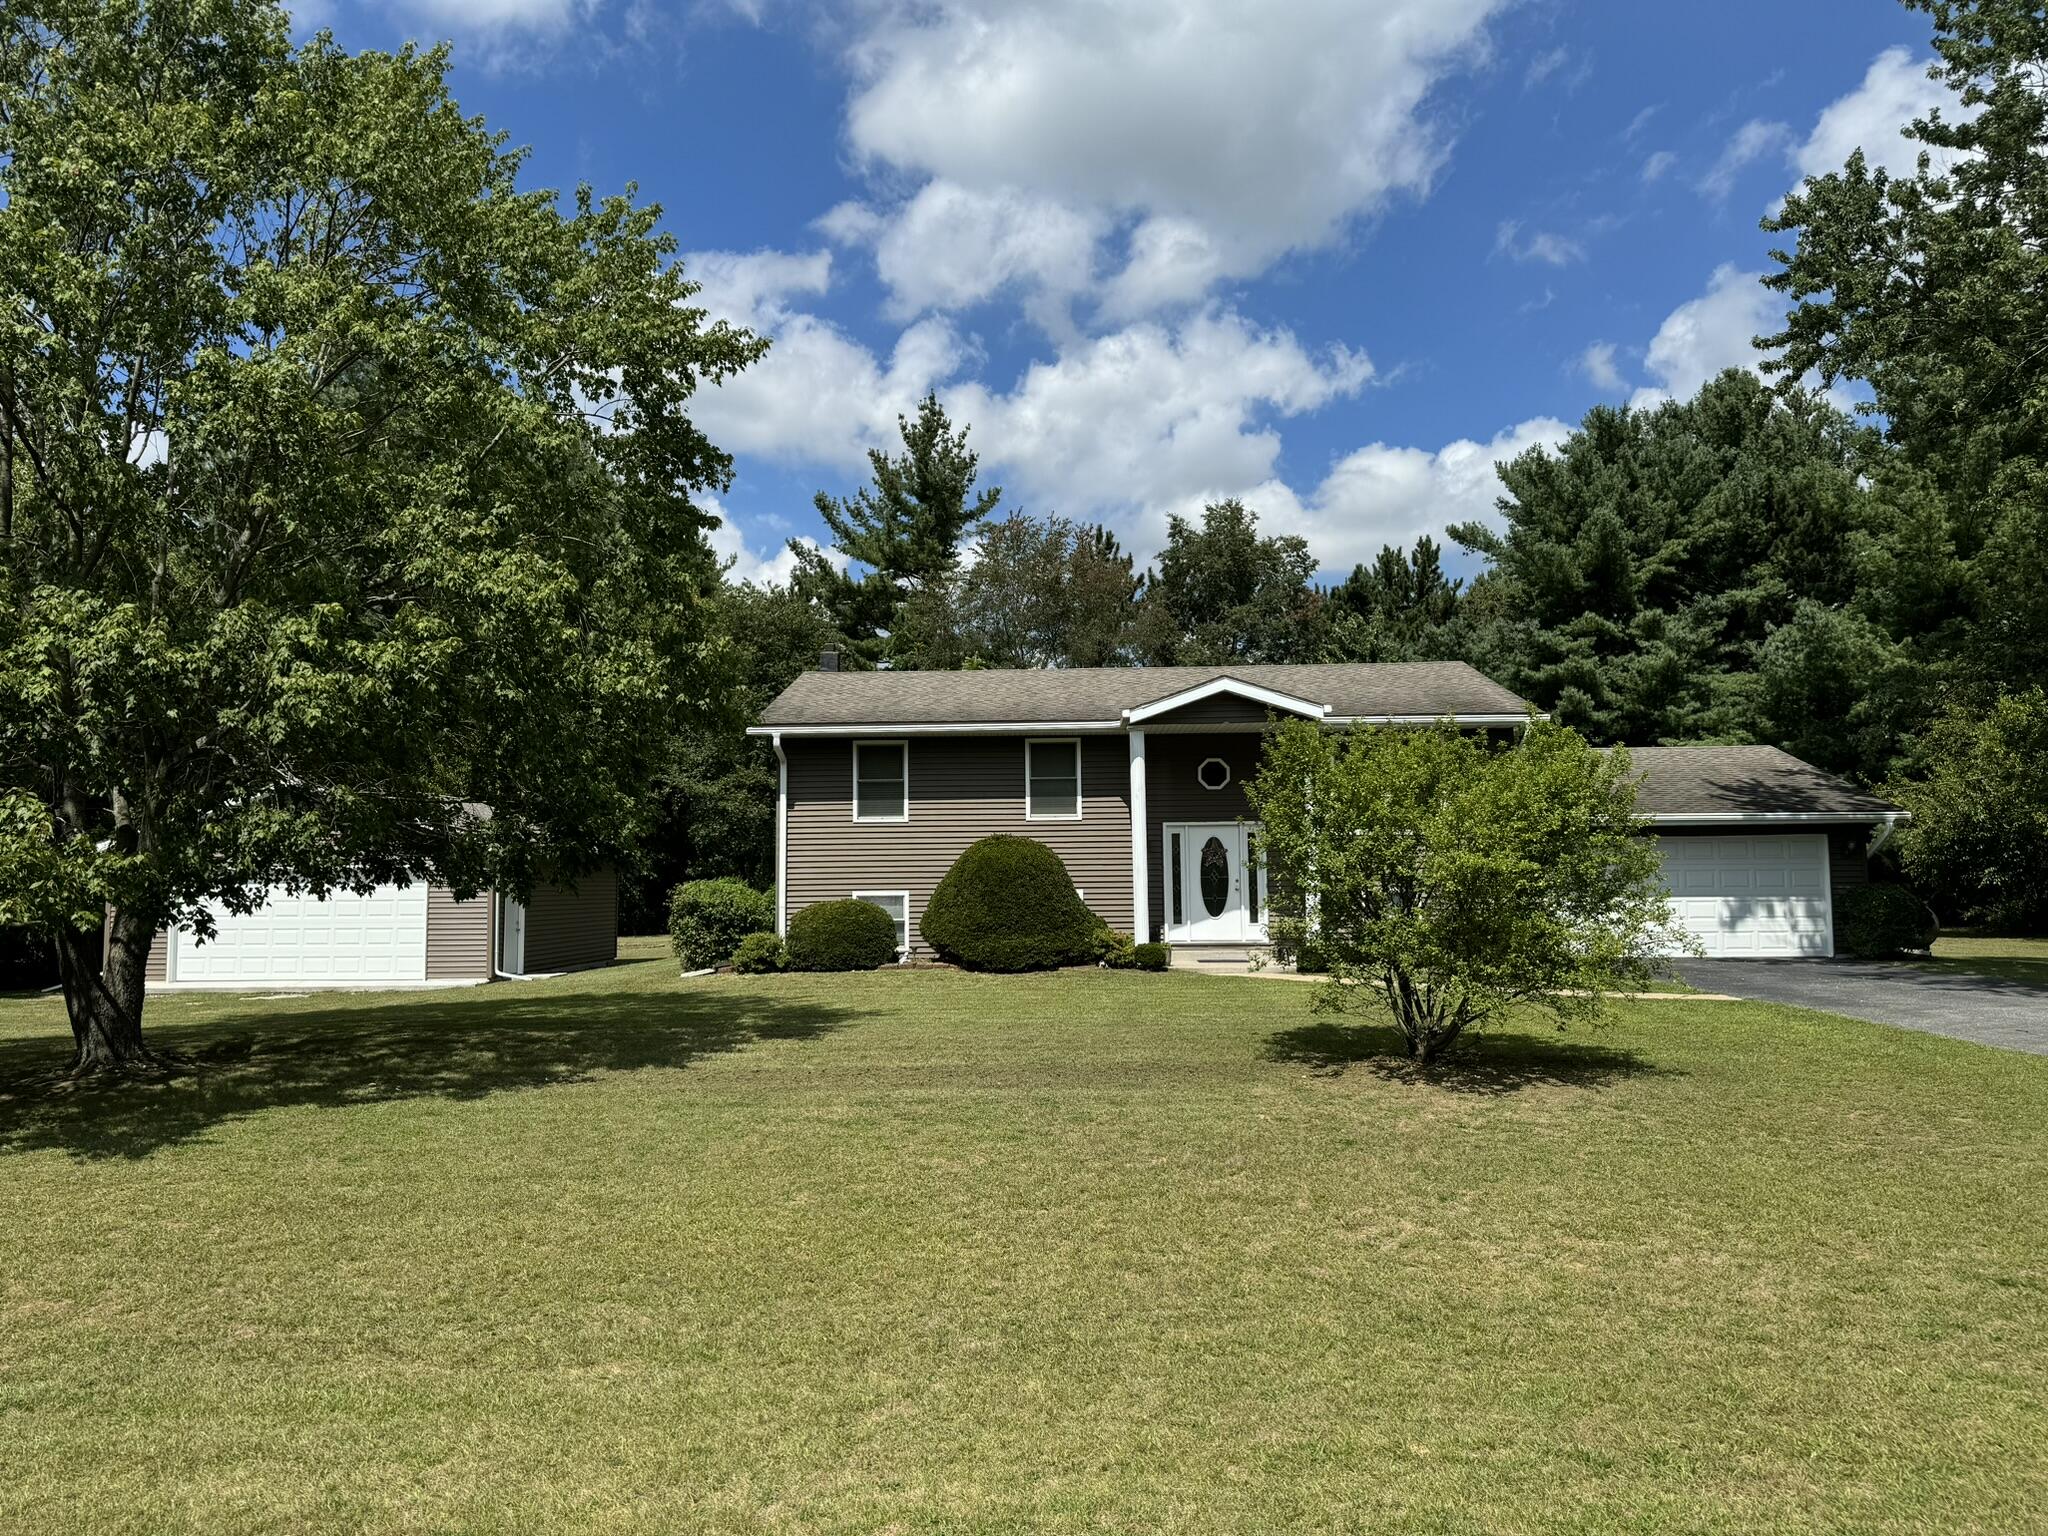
[168,885,430,984]
[1656,835,1832,958]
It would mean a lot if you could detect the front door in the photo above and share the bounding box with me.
[1164,823,1266,943]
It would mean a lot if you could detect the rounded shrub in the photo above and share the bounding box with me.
[1836,884,1939,957]
[730,931,787,974]
[919,835,1099,972]
[669,879,775,969]
[787,899,901,972]
[1132,942,1171,972]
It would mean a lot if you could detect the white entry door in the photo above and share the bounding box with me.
[1656,835,1833,958]
[168,884,431,984]
[1164,823,1267,943]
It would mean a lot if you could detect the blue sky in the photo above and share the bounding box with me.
[300,0,1948,582]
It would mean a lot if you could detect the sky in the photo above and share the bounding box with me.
[294,0,1953,585]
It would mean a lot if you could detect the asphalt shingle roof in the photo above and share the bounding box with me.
[1624,746,1900,817]
[757,661,1534,727]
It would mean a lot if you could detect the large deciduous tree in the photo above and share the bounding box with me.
[1144,498,1326,665]
[0,0,763,1071]
[1248,721,1683,1065]
[1889,690,2048,932]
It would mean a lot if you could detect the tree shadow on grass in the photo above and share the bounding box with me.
[1263,1018,1675,1096]
[0,982,861,1163]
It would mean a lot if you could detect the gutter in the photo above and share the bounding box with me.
[1641,811,1910,827]
[746,712,1544,737]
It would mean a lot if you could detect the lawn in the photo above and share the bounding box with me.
[2,944,2044,1534]
[1926,932,2048,990]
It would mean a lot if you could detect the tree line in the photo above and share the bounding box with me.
[655,0,2048,933]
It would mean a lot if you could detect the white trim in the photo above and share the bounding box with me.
[1129,730,1149,944]
[771,731,789,936]
[1122,675,1330,726]
[852,739,910,823]
[751,720,1122,737]
[1024,736,1084,822]
[851,889,911,960]
[1821,831,1837,959]
[1643,811,1907,826]
[1196,756,1232,791]
[1159,820,1267,944]
[496,893,526,976]
[748,711,1539,737]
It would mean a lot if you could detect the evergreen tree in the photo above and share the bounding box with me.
[1144,499,1326,665]
[789,393,1001,669]
[1323,537,1466,662]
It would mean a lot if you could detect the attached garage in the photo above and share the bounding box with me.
[1657,834,1832,958]
[1627,746,1906,963]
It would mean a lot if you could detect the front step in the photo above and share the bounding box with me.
[1167,946,1287,973]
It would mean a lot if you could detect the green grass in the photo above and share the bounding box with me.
[1923,932,2048,989]
[2,944,2044,1534]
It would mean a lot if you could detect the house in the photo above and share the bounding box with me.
[750,657,1906,961]
[139,874,617,989]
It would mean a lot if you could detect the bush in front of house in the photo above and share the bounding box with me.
[1132,942,1171,972]
[1836,884,1939,957]
[786,899,901,971]
[919,835,1099,972]
[1092,927,1138,968]
[669,879,775,969]
[731,931,787,974]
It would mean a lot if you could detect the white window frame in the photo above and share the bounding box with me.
[852,739,910,824]
[852,890,911,960]
[1024,736,1084,822]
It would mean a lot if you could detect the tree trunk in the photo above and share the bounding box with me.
[56,907,168,1076]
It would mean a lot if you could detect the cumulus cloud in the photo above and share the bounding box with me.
[830,181,1103,319]
[685,247,832,327]
[1697,118,1794,202]
[1793,45,1960,182]
[1630,264,1777,407]
[1578,342,1625,393]
[836,0,1505,315]
[1256,416,1572,571]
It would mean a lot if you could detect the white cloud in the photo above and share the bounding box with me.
[1578,342,1625,393]
[370,0,599,37]
[1640,149,1676,184]
[842,181,1103,318]
[1263,416,1572,570]
[1495,220,1584,267]
[1698,118,1793,201]
[1630,264,1776,407]
[837,0,1506,314]
[1794,45,1960,182]
[1523,47,1569,90]
[685,248,831,328]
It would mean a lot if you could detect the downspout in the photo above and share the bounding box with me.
[772,731,789,937]
[1867,813,1905,858]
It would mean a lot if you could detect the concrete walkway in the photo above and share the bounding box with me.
[1674,959,2048,1055]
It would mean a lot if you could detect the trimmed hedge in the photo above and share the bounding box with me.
[1837,884,1939,957]
[1132,942,1171,972]
[919,835,1099,972]
[731,931,787,974]
[669,879,775,969]
[787,899,901,972]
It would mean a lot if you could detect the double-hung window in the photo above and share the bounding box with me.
[853,741,908,822]
[1025,738,1082,821]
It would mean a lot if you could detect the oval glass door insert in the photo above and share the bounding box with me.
[1198,836,1229,917]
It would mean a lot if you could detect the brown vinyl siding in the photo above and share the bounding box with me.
[144,929,167,982]
[1144,733,1263,941]
[1140,695,1291,727]
[426,885,493,980]
[785,736,1133,954]
[523,868,618,973]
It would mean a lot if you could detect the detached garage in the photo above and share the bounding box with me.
[141,872,619,990]
[1626,747,1905,961]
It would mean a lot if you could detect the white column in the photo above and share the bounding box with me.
[772,732,789,936]
[1128,730,1149,942]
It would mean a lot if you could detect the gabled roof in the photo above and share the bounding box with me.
[1625,746,1902,820]
[754,661,1534,732]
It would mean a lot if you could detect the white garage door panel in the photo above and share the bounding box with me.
[1657,835,1832,959]
[170,885,430,983]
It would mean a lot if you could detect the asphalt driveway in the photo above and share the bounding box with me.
[1675,959,2048,1055]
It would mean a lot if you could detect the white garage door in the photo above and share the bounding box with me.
[168,885,430,984]
[1657,835,1833,958]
